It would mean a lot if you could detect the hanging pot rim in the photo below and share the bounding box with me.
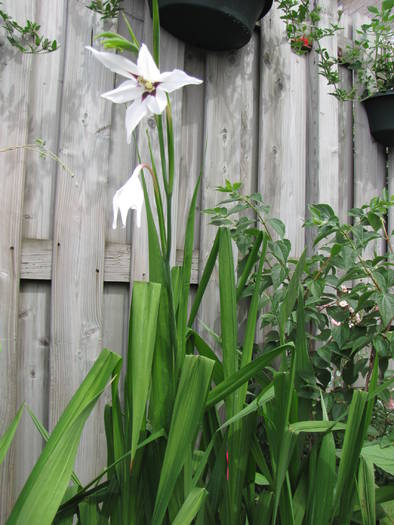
[361,88,394,103]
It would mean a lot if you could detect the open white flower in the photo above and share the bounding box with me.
[87,44,202,143]
[113,165,145,229]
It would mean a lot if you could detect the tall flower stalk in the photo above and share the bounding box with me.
[88,0,202,389]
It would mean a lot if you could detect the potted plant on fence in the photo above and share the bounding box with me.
[277,0,394,146]
[149,0,274,50]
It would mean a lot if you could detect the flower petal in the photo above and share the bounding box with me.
[159,69,203,93]
[86,46,138,79]
[101,79,142,104]
[146,89,167,115]
[125,98,149,143]
[137,43,161,81]
[112,164,145,229]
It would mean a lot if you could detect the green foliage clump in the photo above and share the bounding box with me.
[0,3,58,54]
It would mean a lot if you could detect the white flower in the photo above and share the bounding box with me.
[113,164,145,229]
[86,44,202,143]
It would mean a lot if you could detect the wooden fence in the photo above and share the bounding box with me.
[0,0,392,519]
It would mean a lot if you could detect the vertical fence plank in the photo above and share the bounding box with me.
[306,0,339,250]
[0,2,33,518]
[352,13,386,255]
[103,0,145,373]
[15,0,66,497]
[49,1,115,482]
[260,10,307,256]
[199,36,259,344]
[176,46,206,254]
[338,15,354,223]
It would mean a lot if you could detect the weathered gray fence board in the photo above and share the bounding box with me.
[0,1,33,517]
[352,16,386,258]
[260,10,306,256]
[338,17,354,223]
[49,1,114,482]
[199,39,259,344]
[15,0,66,496]
[306,0,340,233]
[176,46,206,253]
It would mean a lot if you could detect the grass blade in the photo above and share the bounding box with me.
[0,404,24,466]
[188,230,220,327]
[152,355,214,525]
[306,394,337,525]
[357,456,376,525]
[7,349,121,525]
[206,344,291,409]
[126,281,162,465]
[278,250,306,344]
[26,405,82,489]
[333,389,368,524]
[172,488,208,525]
[176,176,201,376]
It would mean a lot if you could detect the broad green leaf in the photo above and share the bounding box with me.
[26,405,82,489]
[272,430,296,524]
[333,389,368,524]
[0,404,24,466]
[53,486,79,525]
[55,429,165,518]
[307,394,336,525]
[278,250,306,343]
[361,443,394,476]
[188,329,224,384]
[219,227,238,391]
[255,473,270,486]
[206,344,291,409]
[239,236,268,387]
[7,348,121,525]
[293,472,307,525]
[188,230,219,326]
[289,421,347,434]
[126,281,161,464]
[79,500,102,524]
[236,231,263,301]
[176,176,201,376]
[219,383,275,431]
[152,355,214,525]
[172,488,207,525]
[357,456,376,525]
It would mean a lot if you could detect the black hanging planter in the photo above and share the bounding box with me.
[150,0,273,51]
[362,90,394,147]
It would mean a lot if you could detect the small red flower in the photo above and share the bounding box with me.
[299,36,310,47]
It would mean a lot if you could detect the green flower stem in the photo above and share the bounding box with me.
[146,133,168,256]
[166,99,175,195]
[380,216,393,254]
[155,114,169,194]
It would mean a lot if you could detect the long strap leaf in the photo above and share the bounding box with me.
[0,404,24,466]
[7,349,121,525]
[152,355,214,525]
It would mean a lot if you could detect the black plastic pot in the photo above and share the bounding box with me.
[362,91,394,147]
[151,0,273,51]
